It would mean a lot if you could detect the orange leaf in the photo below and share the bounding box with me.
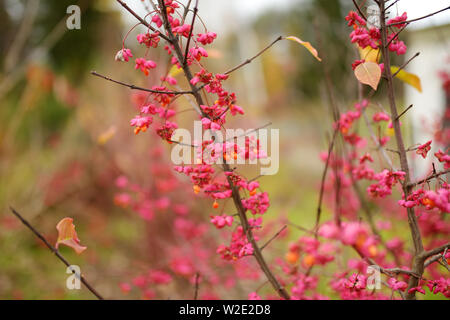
[390,66,422,92]
[354,61,381,90]
[285,36,322,61]
[55,217,87,254]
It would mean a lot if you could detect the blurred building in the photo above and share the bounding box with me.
[404,23,450,177]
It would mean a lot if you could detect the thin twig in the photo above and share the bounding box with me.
[194,272,200,300]
[183,0,198,66]
[421,242,450,259]
[10,207,104,300]
[156,0,290,300]
[352,0,367,21]
[385,23,408,47]
[379,0,425,300]
[387,6,450,27]
[224,36,283,75]
[384,0,401,13]
[91,71,193,95]
[261,225,287,251]
[395,104,413,121]
[392,52,420,77]
[314,126,339,237]
[408,169,449,188]
[116,0,171,42]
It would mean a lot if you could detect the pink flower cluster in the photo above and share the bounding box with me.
[367,169,405,198]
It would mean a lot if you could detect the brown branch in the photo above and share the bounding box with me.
[395,104,413,121]
[155,0,290,300]
[314,126,339,237]
[183,0,198,66]
[193,272,200,300]
[91,71,193,95]
[392,52,420,77]
[261,225,287,251]
[116,0,171,42]
[379,0,425,300]
[384,0,401,13]
[224,36,283,75]
[408,169,449,188]
[387,6,450,27]
[385,23,408,47]
[421,242,450,259]
[352,0,367,21]
[10,207,104,300]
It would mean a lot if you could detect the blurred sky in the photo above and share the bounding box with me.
[120,0,450,32]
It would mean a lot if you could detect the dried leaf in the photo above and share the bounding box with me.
[354,61,381,90]
[56,217,87,254]
[391,66,422,92]
[285,36,322,61]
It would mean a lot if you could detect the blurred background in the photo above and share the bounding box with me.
[0,0,448,299]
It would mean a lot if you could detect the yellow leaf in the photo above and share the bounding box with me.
[55,218,87,254]
[354,61,381,90]
[97,125,116,145]
[168,65,183,78]
[391,66,422,92]
[358,45,380,63]
[285,36,322,61]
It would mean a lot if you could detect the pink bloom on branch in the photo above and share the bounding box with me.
[119,282,131,294]
[435,149,450,169]
[189,46,208,61]
[135,58,157,76]
[248,292,261,300]
[115,48,133,62]
[172,24,191,38]
[130,115,153,134]
[137,32,160,48]
[210,214,234,229]
[387,12,408,28]
[344,273,367,290]
[148,270,172,285]
[239,243,254,257]
[387,278,408,291]
[416,140,432,159]
[345,11,366,27]
[151,14,163,28]
[372,112,390,122]
[115,175,128,188]
[197,32,217,45]
[408,286,426,295]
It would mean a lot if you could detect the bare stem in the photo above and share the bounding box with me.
[260,225,287,251]
[183,0,198,66]
[407,169,449,188]
[387,6,450,27]
[10,207,104,300]
[379,0,425,300]
[314,126,339,237]
[155,0,290,300]
[91,71,194,95]
[224,36,283,75]
[116,0,171,42]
